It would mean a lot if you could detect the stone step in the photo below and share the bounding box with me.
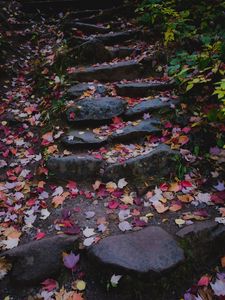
[47,154,103,180]
[64,9,101,20]
[74,39,138,64]
[93,30,139,45]
[47,144,178,185]
[72,21,110,34]
[66,97,126,124]
[116,81,175,97]
[125,97,179,119]
[67,82,107,98]
[62,119,161,148]
[109,46,140,59]
[87,222,225,297]
[89,226,184,274]
[103,144,177,184]
[75,39,112,64]
[1,235,78,285]
[78,5,135,24]
[21,0,124,12]
[69,60,144,82]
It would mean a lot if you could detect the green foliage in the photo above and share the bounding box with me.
[137,0,225,116]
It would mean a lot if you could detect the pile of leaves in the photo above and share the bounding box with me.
[137,0,225,119]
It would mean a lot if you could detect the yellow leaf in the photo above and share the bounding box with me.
[153,203,169,213]
[106,182,117,192]
[175,219,185,226]
[121,195,133,205]
[72,280,86,291]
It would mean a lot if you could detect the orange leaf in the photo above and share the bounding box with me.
[221,256,225,267]
[177,194,194,203]
[153,203,169,213]
[168,182,181,192]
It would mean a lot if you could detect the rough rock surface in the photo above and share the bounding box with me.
[2,235,78,285]
[73,22,109,34]
[67,83,106,98]
[70,60,143,82]
[77,39,111,64]
[110,119,161,143]
[96,30,139,45]
[47,155,103,180]
[125,98,179,118]
[116,81,174,97]
[66,97,126,123]
[89,226,184,273]
[62,130,107,148]
[103,144,177,182]
[176,221,219,238]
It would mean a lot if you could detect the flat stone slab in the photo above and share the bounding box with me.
[70,60,143,82]
[62,118,160,148]
[67,83,106,98]
[47,155,103,180]
[89,226,184,273]
[95,30,139,45]
[103,144,177,182]
[76,39,111,64]
[73,22,110,34]
[109,46,138,59]
[110,119,161,143]
[66,97,126,123]
[116,81,174,97]
[125,98,179,118]
[62,130,107,148]
[176,221,219,238]
[2,235,78,284]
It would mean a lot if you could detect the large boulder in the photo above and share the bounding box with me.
[89,226,184,274]
[66,97,126,124]
[2,235,78,285]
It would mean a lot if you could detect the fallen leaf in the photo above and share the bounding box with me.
[83,227,96,237]
[72,280,86,291]
[118,178,128,189]
[0,257,12,280]
[118,221,132,232]
[41,278,58,291]
[63,252,80,270]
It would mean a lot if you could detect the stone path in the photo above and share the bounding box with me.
[0,1,224,300]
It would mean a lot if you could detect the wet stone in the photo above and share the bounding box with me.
[66,97,126,123]
[89,226,184,273]
[2,235,78,285]
[62,130,107,148]
[103,144,178,183]
[70,60,143,82]
[47,155,103,180]
[67,83,106,98]
[110,119,161,143]
[125,98,179,118]
[116,81,174,97]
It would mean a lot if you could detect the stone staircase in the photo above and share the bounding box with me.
[4,2,223,299]
[44,5,180,192]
